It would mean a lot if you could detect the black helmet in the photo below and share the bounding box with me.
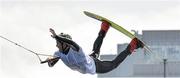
[58,33,72,40]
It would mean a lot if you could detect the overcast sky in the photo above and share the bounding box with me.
[0,0,180,78]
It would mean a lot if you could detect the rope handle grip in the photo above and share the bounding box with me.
[40,57,60,64]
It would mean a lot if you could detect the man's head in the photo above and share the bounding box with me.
[56,33,72,52]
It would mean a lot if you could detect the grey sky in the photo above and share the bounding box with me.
[0,0,180,78]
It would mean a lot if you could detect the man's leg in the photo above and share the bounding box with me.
[90,21,110,58]
[111,38,144,68]
[94,38,144,73]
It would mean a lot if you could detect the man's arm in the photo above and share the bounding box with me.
[41,57,60,67]
[54,36,80,51]
[48,57,59,67]
[49,28,80,51]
